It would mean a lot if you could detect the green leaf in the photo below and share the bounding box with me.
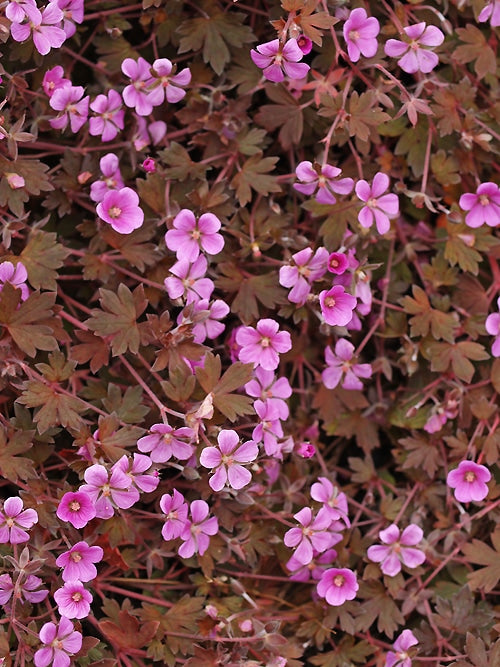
[462,528,500,593]
[20,230,70,290]
[430,149,461,186]
[102,384,150,424]
[231,154,281,206]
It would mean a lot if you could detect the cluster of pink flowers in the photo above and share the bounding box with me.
[367,524,426,576]
[8,0,75,56]
[160,492,218,558]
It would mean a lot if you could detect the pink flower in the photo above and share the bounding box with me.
[279,247,329,305]
[200,429,258,492]
[236,318,292,371]
[6,0,39,24]
[42,65,71,97]
[384,22,444,74]
[250,38,310,83]
[294,161,354,205]
[49,85,89,133]
[0,260,29,300]
[0,497,37,544]
[34,617,82,667]
[367,524,426,576]
[133,116,167,151]
[355,172,399,234]
[296,442,315,458]
[137,423,195,463]
[485,297,500,357]
[322,339,372,390]
[89,153,124,203]
[316,567,359,606]
[327,252,349,275]
[142,157,156,173]
[343,8,380,62]
[80,463,139,519]
[252,399,284,456]
[478,1,500,27]
[10,2,66,55]
[56,541,104,582]
[150,58,191,103]
[0,573,47,605]
[297,34,312,55]
[121,57,156,116]
[459,182,500,228]
[56,0,84,38]
[284,507,336,565]
[56,491,96,529]
[178,298,230,343]
[111,453,159,494]
[311,477,350,527]
[244,368,292,420]
[96,187,144,234]
[319,285,357,327]
[160,489,189,541]
[89,89,125,142]
[286,548,338,582]
[178,500,219,558]
[54,581,92,619]
[164,254,215,303]
[386,629,419,667]
[165,209,224,262]
[447,461,491,503]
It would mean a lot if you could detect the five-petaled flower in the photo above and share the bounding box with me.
[316,567,359,606]
[56,541,104,582]
[57,491,96,529]
[355,172,399,234]
[319,285,357,327]
[279,247,329,306]
[446,460,491,502]
[80,463,139,519]
[322,339,372,391]
[34,617,82,667]
[459,182,500,228]
[384,22,444,74]
[294,161,354,205]
[367,524,426,576]
[165,209,224,262]
[0,497,38,544]
[237,318,292,371]
[138,423,195,463]
[96,187,144,234]
[54,581,93,619]
[160,489,190,541]
[284,507,337,566]
[343,7,380,62]
[250,38,310,83]
[178,500,219,558]
[385,629,419,667]
[200,429,258,492]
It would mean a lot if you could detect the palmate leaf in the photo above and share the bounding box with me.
[422,339,489,383]
[462,528,500,593]
[19,230,70,290]
[0,425,37,483]
[454,25,496,79]
[99,610,159,650]
[400,285,459,343]
[231,154,281,206]
[17,379,87,434]
[195,353,254,421]
[255,85,304,151]
[357,581,405,638]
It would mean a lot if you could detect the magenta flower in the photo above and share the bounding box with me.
[165,209,224,262]
[327,252,349,275]
[478,1,500,27]
[164,254,215,303]
[316,567,359,606]
[0,573,47,605]
[56,491,96,529]
[343,8,380,62]
[294,161,354,205]
[355,172,399,234]
[90,153,124,203]
[121,57,156,116]
[138,423,194,463]
[150,58,191,103]
[319,285,357,327]
[57,0,84,38]
[297,34,312,55]
[286,548,338,582]
[385,629,419,667]
[311,477,350,527]
[200,429,258,492]
[49,85,89,133]
[367,524,426,576]
[459,182,500,228]
[486,297,500,357]
[80,463,139,519]
[178,500,219,558]
[447,460,491,503]
[42,65,71,97]
[252,399,284,456]
[384,22,444,74]
[6,0,40,23]
[142,157,156,173]
[96,187,144,234]
[10,2,66,56]
[160,489,190,541]
[250,38,309,83]
[89,89,125,142]
[0,260,29,300]
[244,368,292,420]
[111,453,159,494]
[322,339,372,391]
[236,318,292,371]
[34,617,82,667]
[0,497,37,544]
[279,247,329,305]
[284,507,336,566]
[56,541,104,582]
[54,581,92,619]
[178,299,230,344]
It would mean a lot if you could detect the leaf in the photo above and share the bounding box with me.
[462,528,500,593]
[357,581,405,637]
[195,353,254,421]
[443,221,483,275]
[158,142,209,182]
[454,25,496,79]
[71,330,110,373]
[86,284,148,356]
[400,285,459,342]
[99,610,159,650]
[0,156,53,216]
[394,122,429,178]
[399,436,441,477]
[216,265,285,324]
[20,230,70,290]
[491,358,500,394]
[17,379,87,434]
[309,637,373,666]
[0,426,37,483]
[325,411,380,454]
[346,91,391,143]
[298,3,338,46]
[430,150,461,186]
[255,85,304,151]
[422,340,489,383]
[230,155,281,206]
[102,384,150,424]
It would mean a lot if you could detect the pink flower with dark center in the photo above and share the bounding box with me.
[327,252,349,275]
[459,182,500,228]
[294,161,354,205]
[367,524,426,576]
[236,318,292,371]
[138,423,195,463]
[0,261,29,300]
[54,581,92,619]
[446,460,491,502]
[485,296,500,357]
[252,399,284,457]
[10,2,66,56]
[56,541,104,582]
[200,429,258,492]
[297,34,312,55]
[96,187,144,234]
[0,497,37,544]
[384,22,444,74]
[478,0,500,27]
[121,57,156,116]
[316,567,359,606]
[322,339,372,391]
[279,247,329,305]
[80,463,139,519]
[164,254,215,303]
[149,58,192,103]
[250,38,310,83]
[89,153,124,203]
[56,0,84,38]
[111,453,159,494]
[160,489,190,541]
[385,629,419,667]
[165,209,224,262]
[56,491,96,529]
[343,8,380,62]
[42,65,71,97]
[0,573,47,605]
[355,172,399,234]
[49,84,89,133]
[244,368,292,420]
[89,89,125,142]
[311,477,350,527]
[34,617,82,667]
[284,507,336,565]
[178,500,219,558]
[319,285,357,327]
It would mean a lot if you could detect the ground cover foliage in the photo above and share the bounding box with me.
[0,0,499,664]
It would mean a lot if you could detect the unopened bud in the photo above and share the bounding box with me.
[78,170,93,184]
[142,157,156,173]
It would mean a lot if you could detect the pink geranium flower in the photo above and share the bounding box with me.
[384,22,444,74]
[319,285,357,327]
[294,161,354,205]
[355,172,399,234]
[6,0,39,23]
[343,8,380,62]
[54,581,93,619]
[385,629,419,667]
[150,58,191,103]
[133,116,167,151]
[200,429,258,492]
[80,463,139,519]
[121,57,156,116]
[56,491,96,529]
[42,65,71,97]
[138,423,195,463]
[485,296,500,357]
[478,0,500,27]
[10,2,66,56]
[322,339,372,391]
[111,453,159,494]
[0,497,38,544]
[165,209,224,262]
[367,524,426,576]
[56,0,84,38]
[89,89,125,142]
[284,507,336,566]
[164,254,215,303]
[90,153,124,203]
[252,399,284,456]
[34,617,82,667]
[236,318,292,371]
[446,460,491,502]
[0,260,29,300]
[177,299,230,344]
[459,182,500,228]
[96,187,144,234]
[327,252,349,275]
[244,368,292,420]
[250,38,310,83]
[279,247,329,305]
[160,489,190,541]
[49,84,89,133]
[316,567,359,606]
[178,500,219,558]
[0,573,47,605]
[311,477,350,527]
[56,541,104,582]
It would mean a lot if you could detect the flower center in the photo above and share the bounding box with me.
[479,194,490,206]
[71,551,82,562]
[409,40,419,51]
[101,483,111,497]
[260,336,271,348]
[191,229,201,240]
[51,639,64,650]
[465,471,476,482]
[333,574,345,587]
[71,591,83,602]
[324,297,336,308]
[163,432,173,444]
[367,197,378,208]
[6,518,14,528]
[108,206,121,219]
[349,30,360,41]
[70,501,81,512]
